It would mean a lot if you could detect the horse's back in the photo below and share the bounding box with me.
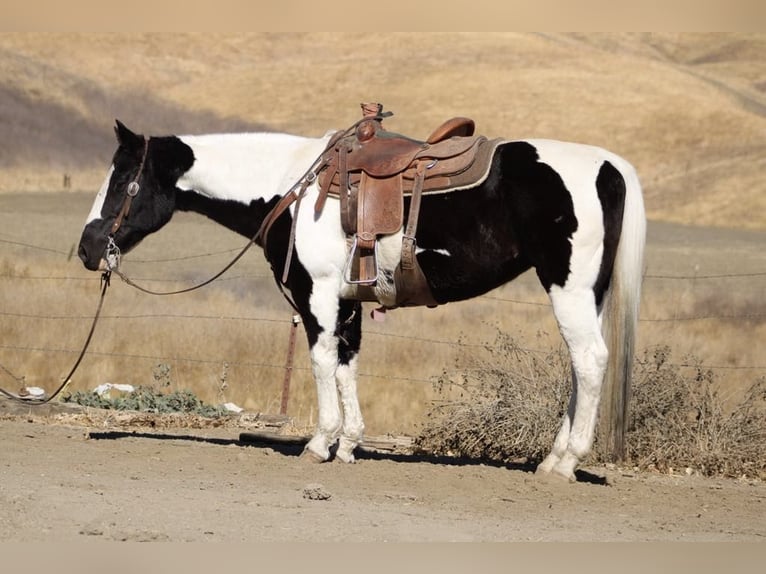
[512,138,638,188]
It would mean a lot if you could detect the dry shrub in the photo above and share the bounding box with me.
[627,346,766,478]
[414,329,571,464]
[415,330,766,479]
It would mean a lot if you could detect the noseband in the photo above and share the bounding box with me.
[110,137,150,236]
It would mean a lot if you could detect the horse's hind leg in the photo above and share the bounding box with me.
[538,286,608,482]
[536,372,578,475]
[334,300,364,463]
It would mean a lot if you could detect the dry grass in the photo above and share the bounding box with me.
[1,32,765,444]
[1,33,766,229]
[414,333,766,479]
[414,331,572,464]
[1,191,764,439]
[628,346,766,478]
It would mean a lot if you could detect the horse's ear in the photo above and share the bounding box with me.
[114,120,143,149]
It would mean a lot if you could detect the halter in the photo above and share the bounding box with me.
[110,137,150,237]
[0,140,152,404]
[0,116,380,403]
[103,114,379,304]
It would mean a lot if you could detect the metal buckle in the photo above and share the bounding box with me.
[104,236,122,271]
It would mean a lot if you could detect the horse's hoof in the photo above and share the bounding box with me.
[335,450,356,464]
[300,447,327,464]
[536,467,576,484]
[335,438,358,463]
[535,455,558,475]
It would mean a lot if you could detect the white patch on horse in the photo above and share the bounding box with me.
[85,165,114,225]
[177,133,328,205]
[530,139,609,290]
[303,277,344,460]
[293,180,348,293]
[335,356,363,463]
[417,247,451,257]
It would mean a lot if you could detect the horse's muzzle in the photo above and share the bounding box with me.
[78,222,109,271]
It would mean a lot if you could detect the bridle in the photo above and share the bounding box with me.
[101,134,307,297]
[104,120,363,298]
[110,137,150,237]
[0,116,370,405]
[0,138,151,405]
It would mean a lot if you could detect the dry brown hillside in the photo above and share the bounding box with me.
[1,32,764,229]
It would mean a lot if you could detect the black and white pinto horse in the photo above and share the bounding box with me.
[78,120,645,481]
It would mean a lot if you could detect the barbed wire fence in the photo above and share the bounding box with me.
[1,236,764,412]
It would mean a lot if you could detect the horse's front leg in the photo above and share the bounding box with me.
[334,299,364,463]
[301,277,344,462]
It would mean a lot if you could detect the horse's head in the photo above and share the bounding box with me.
[78,121,194,271]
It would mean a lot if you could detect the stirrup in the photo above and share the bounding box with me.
[343,235,379,285]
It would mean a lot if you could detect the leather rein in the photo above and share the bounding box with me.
[0,140,154,405]
[0,118,365,406]
[0,271,112,405]
[108,117,369,299]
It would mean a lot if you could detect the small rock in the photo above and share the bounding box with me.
[303,483,332,501]
[19,386,46,399]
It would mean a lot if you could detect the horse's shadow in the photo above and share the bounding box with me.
[88,429,608,485]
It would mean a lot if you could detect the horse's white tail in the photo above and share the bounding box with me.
[600,163,646,461]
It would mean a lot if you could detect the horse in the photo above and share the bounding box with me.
[78,116,645,482]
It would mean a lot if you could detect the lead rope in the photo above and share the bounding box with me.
[0,271,112,405]
[0,113,388,406]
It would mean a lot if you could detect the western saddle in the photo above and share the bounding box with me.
[313,103,500,308]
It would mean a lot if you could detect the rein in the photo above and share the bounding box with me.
[0,119,360,406]
[0,271,112,405]
[103,135,264,296]
[109,114,376,298]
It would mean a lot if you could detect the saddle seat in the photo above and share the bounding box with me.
[314,103,500,308]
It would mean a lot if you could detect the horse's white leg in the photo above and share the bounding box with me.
[302,331,343,461]
[539,286,608,481]
[335,355,363,463]
[536,373,577,474]
[334,300,364,463]
[302,279,343,462]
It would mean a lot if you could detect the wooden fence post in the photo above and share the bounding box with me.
[280,315,301,415]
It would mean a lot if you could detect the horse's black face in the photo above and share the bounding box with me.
[78,121,192,271]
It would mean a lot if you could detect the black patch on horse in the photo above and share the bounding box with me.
[414,141,578,303]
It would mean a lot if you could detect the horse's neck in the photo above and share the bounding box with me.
[177,132,322,203]
[174,132,328,237]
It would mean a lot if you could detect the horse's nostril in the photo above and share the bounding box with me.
[78,243,101,270]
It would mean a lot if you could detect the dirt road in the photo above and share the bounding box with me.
[0,401,763,543]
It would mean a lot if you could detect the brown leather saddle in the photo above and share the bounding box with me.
[314,103,500,307]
